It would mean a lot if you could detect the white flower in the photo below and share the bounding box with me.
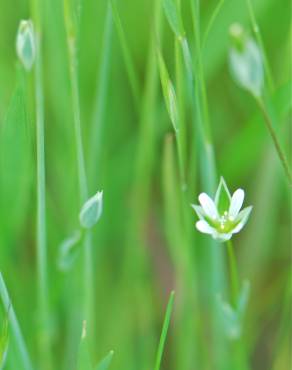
[191,177,252,242]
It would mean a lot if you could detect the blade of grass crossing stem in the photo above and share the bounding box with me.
[0,273,34,370]
[30,0,52,368]
[110,0,140,111]
[89,3,113,187]
[154,291,175,370]
[63,0,95,337]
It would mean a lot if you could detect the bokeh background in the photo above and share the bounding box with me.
[0,0,291,369]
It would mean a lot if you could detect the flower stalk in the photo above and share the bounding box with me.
[226,240,240,307]
[255,96,292,186]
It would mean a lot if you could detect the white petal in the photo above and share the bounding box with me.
[198,193,218,219]
[196,220,215,234]
[232,206,252,234]
[212,231,232,242]
[229,189,244,219]
[191,204,205,220]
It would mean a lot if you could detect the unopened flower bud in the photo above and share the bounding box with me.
[16,20,35,71]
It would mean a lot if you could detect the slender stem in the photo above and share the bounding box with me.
[64,1,94,334]
[89,3,113,185]
[226,240,239,306]
[202,0,225,49]
[245,0,274,92]
[154,291,175,370]
[0,273,34,370]
[110,0,140,111]
[31,0,52,364]
[255,97,292,186]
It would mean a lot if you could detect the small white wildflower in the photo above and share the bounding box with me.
[16,20,36,71]
[191,177,252,242]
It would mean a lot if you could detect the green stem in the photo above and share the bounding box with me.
[0,273,34,370]
[154,291,175,370]
[89,3,113,185]
[110,0,140,111]
[64,1,94,334]
[202,0,225,49]
[31,0,52,364]
[226,240,239,306]
[255,97,292,186]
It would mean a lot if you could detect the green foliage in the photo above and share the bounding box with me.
[0,0,290,370]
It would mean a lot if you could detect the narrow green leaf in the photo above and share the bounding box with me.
[0,273,34,370]
[0,308,9,370]
[162,0,184,38]
[77,321,92,370]
[157,50,179,132]
[154,291,175,370]
[110,0,140,109]
[95,350,114,370]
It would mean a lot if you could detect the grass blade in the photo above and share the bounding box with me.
[95,350,114,370]
[0,273,34,370]
[110,0,140,110]
[154,291,175,370]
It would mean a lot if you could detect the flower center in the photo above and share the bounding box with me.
[217,211,235,233]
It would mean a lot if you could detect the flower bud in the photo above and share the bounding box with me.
[228,23,263,97]
[79,191,103,229]
[16,20,36,71]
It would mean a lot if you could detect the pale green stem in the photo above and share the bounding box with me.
[226,240,239,306]
[0,273,34,370]
[255,96,292,186]
[31,2,52,363]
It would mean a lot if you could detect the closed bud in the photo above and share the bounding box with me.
[228,23,263,97]
[16,20,35,71]
[79,191,103,229]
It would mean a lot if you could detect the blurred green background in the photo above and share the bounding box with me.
[0,0,291,369]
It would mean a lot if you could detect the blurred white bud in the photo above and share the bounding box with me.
[79,191,103,229]
[16,20,36,71]
[229,23,264,97]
